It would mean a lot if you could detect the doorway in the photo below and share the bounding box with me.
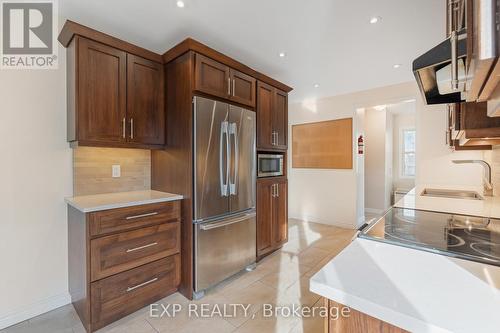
[362,100,416,221]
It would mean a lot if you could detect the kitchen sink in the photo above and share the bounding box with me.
[420,188,484,200]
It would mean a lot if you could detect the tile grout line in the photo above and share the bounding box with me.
[145,317,159,333]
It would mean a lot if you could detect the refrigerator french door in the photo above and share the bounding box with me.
[193,96,256,294]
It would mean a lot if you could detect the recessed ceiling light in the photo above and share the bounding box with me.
[393,64,402,69]
[370,16,381,24]
[313,83,320,88]
[176,1,185,8]
[278,52,286,58]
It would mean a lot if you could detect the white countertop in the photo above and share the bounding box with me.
[65,190,183,213]
[310,238,500,333]
[394,184,500,219]
[310,185,500,332]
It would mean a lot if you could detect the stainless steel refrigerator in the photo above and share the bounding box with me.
[193,96,256,296]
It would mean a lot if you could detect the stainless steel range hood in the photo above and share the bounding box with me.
[413,0,499,107]
[412,30,468,105]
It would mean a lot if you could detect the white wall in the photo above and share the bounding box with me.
[289,82,418,228]
[288,100,359,228]
[0,42,72,327]
[355,108,365,226]
[415,102,483,187]
[484,147,500,196]
[364,108,389,212]
[385,111,394,209]
[289,81,485,228]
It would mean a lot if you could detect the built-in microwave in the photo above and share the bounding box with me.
[257,154,284,178]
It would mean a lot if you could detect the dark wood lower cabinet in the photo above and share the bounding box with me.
[90,223,180,281]
[90,256,180,331]
[324,298,408,333]
[68,201,182,332]
[257,177,288,258]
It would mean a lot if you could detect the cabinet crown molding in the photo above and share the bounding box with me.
[58,20,293,93]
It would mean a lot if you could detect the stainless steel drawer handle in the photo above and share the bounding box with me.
[126,242,158,253]
[126,277,158,292]
[122,118,126,138]
[125,212,159,220]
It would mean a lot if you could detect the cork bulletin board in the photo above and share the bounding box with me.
[292,118,353,169]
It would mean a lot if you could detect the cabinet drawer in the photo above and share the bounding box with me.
[89,201,180,237]
[91,255,180,331]
[90,223,180,281]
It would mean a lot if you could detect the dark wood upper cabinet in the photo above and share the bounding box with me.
[257,81,274,150]
[446,102,500,150]
[194,53,256,107]
[273,89,288,150]
[257,177,288,258]
[127,55,165,146]
[194,53,231,100]
[230,69,256,107]
[77,38,127,144]
[257,81,288,150]
[66,36,165,149]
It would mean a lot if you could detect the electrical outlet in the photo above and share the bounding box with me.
[112,165,121,178]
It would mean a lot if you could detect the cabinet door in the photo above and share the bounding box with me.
[230,69,256,107]
[273,179,288,247]
[257,179,274,257]
[273,89,288,150]
[194,54,230,99]
[78,38,126,143]
[257,81,274,150]
[127,55,165,146]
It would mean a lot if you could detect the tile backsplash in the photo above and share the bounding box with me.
[73,147,151,196]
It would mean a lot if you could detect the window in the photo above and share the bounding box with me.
[401,129,416,177]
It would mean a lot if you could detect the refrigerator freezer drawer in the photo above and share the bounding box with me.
[194,210,256,292]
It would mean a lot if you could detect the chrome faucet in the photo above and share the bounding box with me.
[452,160,494,196]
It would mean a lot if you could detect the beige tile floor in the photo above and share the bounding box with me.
[1,219,356,333]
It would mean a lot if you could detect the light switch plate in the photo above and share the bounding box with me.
[112,165,121,178]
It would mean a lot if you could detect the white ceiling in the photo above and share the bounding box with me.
[60,0,445,103]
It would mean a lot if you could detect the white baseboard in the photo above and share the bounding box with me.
[364,208,384,214]
[0,292,71,330]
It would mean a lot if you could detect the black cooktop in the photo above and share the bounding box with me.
[359,208,500,266]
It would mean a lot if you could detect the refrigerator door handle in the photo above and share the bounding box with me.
[220,121,229,196]
[226,120,231,197]
[229,122,238,195]
[199,211,256,230]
